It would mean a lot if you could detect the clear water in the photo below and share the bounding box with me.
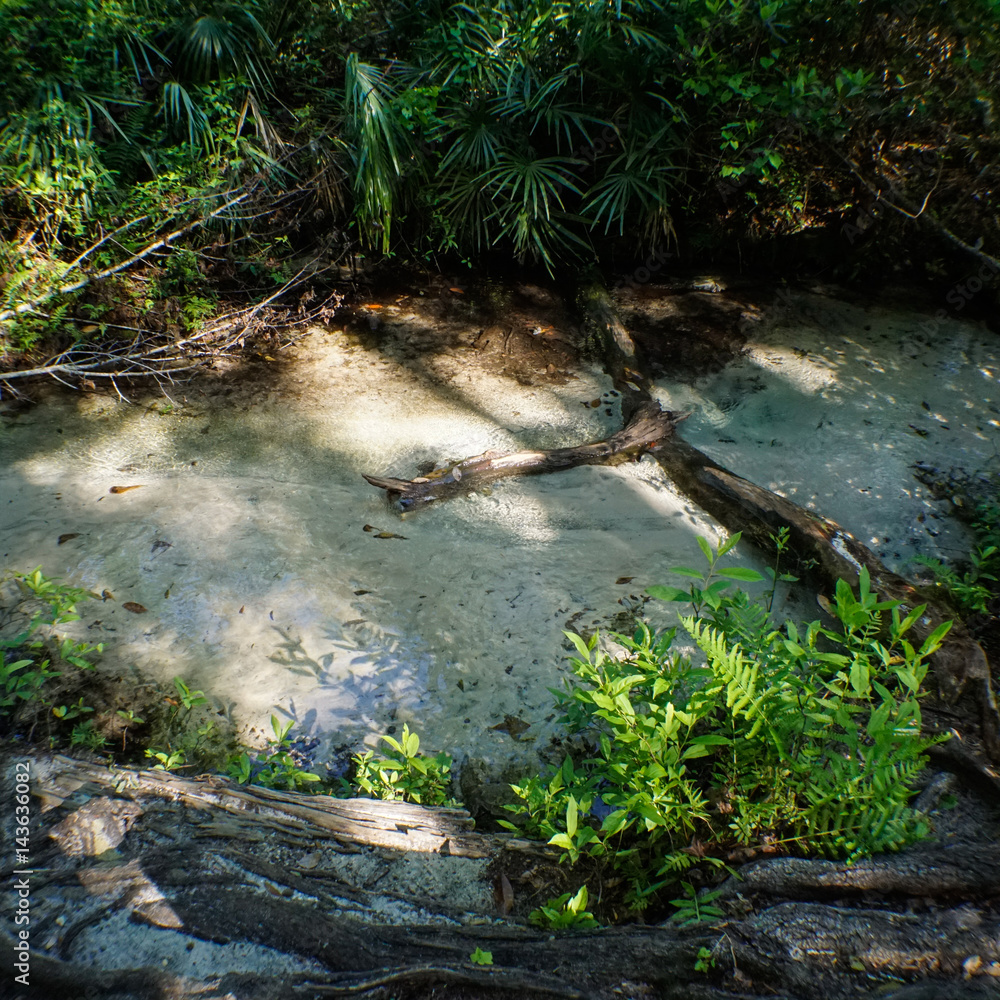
[1,291,996,767]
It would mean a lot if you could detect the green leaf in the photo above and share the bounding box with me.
[716,567,765,582]
[919,620,952,655]
[697,537,713,562]
[717,532,742,557]
[566,796,578,837]
[470,947,493,966]
[646,585,690,602]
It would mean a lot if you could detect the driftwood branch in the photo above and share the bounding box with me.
[363,401,681,512]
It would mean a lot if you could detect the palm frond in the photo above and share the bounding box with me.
[161,81,213,150]
[169,4,274,92]
[344,53,412,253]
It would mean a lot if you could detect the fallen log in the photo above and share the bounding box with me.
[362,401,681,512]
[10,752,1000,1000]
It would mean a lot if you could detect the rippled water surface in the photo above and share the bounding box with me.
[2,289,996,765]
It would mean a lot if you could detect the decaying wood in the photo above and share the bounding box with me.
[717,846,1000,900]
[10,752,1000,1000]
[362,401,680,512]
[32,753,528,859]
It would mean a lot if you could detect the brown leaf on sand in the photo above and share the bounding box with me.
[122,602,147,614]
[490,715,530,740]
[363,524,378,533]
[110,485,144,494]
[57,533,80,545]
[374,532,407,540]
[101,590,114,602]
[616,576,634,585]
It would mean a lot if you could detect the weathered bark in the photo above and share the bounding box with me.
[362,401,681,512]
[717,847,1000,901]
[9,752,1000,1000]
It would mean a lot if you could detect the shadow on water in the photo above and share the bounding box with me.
[1,282,997,763]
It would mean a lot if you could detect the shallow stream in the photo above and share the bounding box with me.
[1,284,997,771]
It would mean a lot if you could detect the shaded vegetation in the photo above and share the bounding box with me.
[501,535,950,919]
[2,0,999,370]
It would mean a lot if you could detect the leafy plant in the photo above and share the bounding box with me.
[1,567,102,719]
[914,545,998,615]
[505,534,948,905]
[146,747,187,771]
[171,676,208,714]
[225,714,321,792]
[70,720,107,751]
[694,945,716,974]
[469,947,493,966]
[349,724,454,806]
[669,882,725,927]
[53,697,94,722]
[529,885,599,931]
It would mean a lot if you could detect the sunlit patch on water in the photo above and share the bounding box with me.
[2,292,996,767]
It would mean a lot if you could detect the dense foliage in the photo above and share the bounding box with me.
[502,535,949,910]
[2,0,998,357]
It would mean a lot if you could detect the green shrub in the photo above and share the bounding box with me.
[1,567,102,720]
[225,714,321,792]
[348,723,454,806]
[529,885,599,931]
[503,534,948,905]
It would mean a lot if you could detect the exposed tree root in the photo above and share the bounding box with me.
[7,752,1000,1000]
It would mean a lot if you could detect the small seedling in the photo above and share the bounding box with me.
[529,885,599,930]
[70,720,107,751]
[670,882,725,927]
[52,698,93,721]
[350,724,453,805]
[146,747,186,771]
[469,947,493,965]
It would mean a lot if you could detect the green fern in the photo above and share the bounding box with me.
[509,534,947,907]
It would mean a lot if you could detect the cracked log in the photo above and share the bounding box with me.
[9,752,1000,1000]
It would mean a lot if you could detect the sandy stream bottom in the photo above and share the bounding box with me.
[1,286,997,773]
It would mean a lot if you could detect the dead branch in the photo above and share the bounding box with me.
[362,402,679,512]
